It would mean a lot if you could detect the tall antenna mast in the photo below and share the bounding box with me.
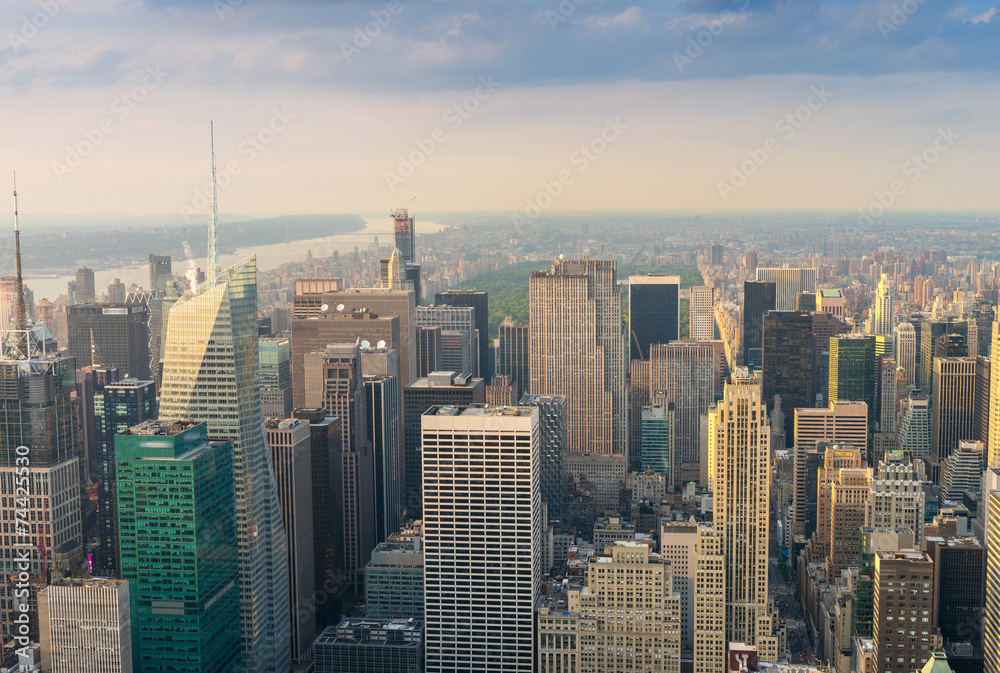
[209,121,218,284]
[12,173,28,330]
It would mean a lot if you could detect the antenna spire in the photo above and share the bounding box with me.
[12,173,28,330]
[209,121,218,284]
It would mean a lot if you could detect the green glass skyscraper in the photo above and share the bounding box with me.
[158,256,290,672]
[829,335,877,427]
[115,419,240,673]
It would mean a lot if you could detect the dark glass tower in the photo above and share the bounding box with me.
[628,275,679,360]
[393,209,415,263]
[742,281,776,370]
[762,311,816,445]
[93,371,157,577]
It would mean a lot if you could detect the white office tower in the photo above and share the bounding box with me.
[708,369,780,660]
[865,459,926,547]
[872,274,895,336]
[422,404,541,673]
[897,396,932,461]
[39,579,132,673]
[755,267,817,311]
[893,322,916,388]
[159,256,290,673]
[690,286,716,341]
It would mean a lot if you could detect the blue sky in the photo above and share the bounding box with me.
[1,0,997,217]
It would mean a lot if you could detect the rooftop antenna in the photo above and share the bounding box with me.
[12,173,28,330]
[208,121,218,284]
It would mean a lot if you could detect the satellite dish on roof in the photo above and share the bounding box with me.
[361,340,371,348]
[377,340,386,349]
[336,304,345,312]
[320,303,329,312]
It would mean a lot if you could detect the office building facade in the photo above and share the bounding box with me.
[66,303,151,380]
[157,257,290,673]
[689,285,715,341]
[435,289,490,381]
[629,274,680,360]
[497,317,530,400]
[530,258,627,457]
[115,420,241,673]
[755,267,817,311]
[742,280,776,369]
[421,405,540,673]
[38,578,132,673]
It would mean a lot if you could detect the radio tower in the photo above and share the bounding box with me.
[6,173,33,360]
[209,122,218,284]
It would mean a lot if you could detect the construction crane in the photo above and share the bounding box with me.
[390,196,416,218]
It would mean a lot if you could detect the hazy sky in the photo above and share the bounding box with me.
[1,0,997,218]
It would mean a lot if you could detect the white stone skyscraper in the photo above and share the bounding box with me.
[755,267,817,311]
[689,285,715,341]
[893,322,916,388]
[421,404,540,673]
[872,274,895,336]
[159,256,291,673]
[708,369,780,660]
[529,257,627,456]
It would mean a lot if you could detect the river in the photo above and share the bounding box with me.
[23,217,447,300]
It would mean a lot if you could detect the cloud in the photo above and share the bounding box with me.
[970,6,998,23]
[583,6,646,29]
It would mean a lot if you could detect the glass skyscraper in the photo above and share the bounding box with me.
[115,419,240,673]
[158,256,291,673]
[93,370,157,577]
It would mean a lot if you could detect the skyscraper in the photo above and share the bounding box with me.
[292,408,343,629]
[148,253,172,293]
[897,395,932,460]
[393,208,415,262]
[536,541,682,672]
[872,273,895,335]
[755,267,816,311]
[93,374,157,577]
[988,321,1000,468]
[650,341,715,484]
[435,290,490,381]
[894,322,917,387]
[530,258,627,456]
[319,287,418,386]
[931,356,978,481]
[708,370,780,659]
[115,420,241,673]
[496,316,529,399]
[402,371,485,513]
[291,303,401,408]
[416,325,442,377]
[158,256,290,673]
[0,207,84,644]
[762,310,816,445]
[873,551,936,673]
[519,393,566,521]
[742,280,776,369]
[38,579,132,673]
[794,401,870,458]
[365,372,403,542]
[293,278,343,318]
[689,285,715,341]
[628,274,680,360]
[66,303,151,379]
[829,334,877,427]
[303,343,376,594]
[75,266,96,304]
[920,317,968,395]
[417,305,479,376]
[827,466,870,575]
[264,418,316,666]
[259,337,293,418]
[421,404,540,673]
[640,403,674,475]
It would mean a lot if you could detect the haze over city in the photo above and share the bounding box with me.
[2,0,998,217]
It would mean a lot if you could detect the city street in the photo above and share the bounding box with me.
[770,542,819,665]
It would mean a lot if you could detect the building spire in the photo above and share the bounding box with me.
[209,121,218,284]
[12,173,28,330]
